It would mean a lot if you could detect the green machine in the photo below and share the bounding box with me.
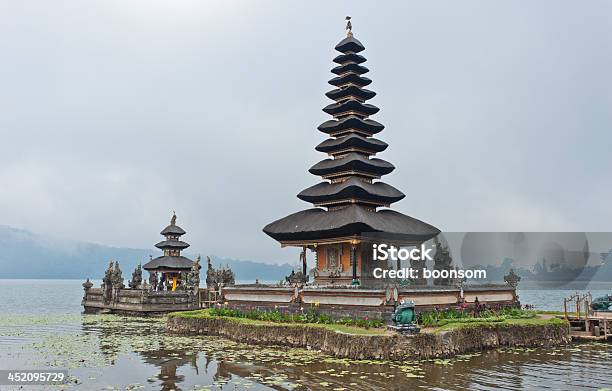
[591,294,612,311]
[390,300,420,334]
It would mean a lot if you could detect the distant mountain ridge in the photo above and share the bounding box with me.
[0,225,293,281]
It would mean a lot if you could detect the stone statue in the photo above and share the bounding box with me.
[189,255,202,289]
[102,261,114,303]
[205,256,235,290]
[148,271,158,291]
[128,264,143,289]
[285,270,308,285]
[345,16,352,35]
[171,211,177,226]
[178,271,187,291]
[433,237,454,286]
[82,278,93,291]
[186,256,201,293]
[222,264,235,286]
[206,256,214,288]
[409,257,427,286]
[390,300,420,334]
[158,273,166,291]
[504,268,521,288]
[102,261,113,287]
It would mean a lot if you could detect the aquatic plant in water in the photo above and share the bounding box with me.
[2,313,607,390]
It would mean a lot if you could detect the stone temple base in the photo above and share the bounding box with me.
[166,313,569,361]
[82,287,199,316]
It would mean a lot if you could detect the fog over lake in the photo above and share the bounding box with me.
[1,1,611,264]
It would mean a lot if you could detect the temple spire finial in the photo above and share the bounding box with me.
[345,16,353,37]
[171,211,176,226]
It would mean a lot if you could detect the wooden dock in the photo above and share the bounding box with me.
[563,293,612,341]
[567,314,612,341]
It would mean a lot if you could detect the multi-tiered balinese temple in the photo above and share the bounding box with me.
[223,20,518,316]
[143,213,195,291]
[82,213,203,315]
[263,22,440,286]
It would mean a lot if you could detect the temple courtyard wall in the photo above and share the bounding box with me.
[221,285,518,321]
[166,314,570,361]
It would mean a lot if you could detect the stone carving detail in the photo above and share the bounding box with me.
[328,269,342,280]
[82,278,93,291]
[325,246,343,273]
[285,270,309,285]
[206,256,235,290]
[504,268,521,288]
[184,256,201,294]
[148,270,158,292]
[205,257,214,287]
[99,261,125,303]
[128,264,143,289]
[409,257,427,286]
[111,261,124,289]
[433,237,453,286]
[102,261,114,303]
[102,261,113,287]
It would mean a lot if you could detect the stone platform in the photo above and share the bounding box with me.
[166,313,569,360]
[82,287,200,316]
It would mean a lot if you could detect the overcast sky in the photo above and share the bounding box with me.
[1,1,611,265]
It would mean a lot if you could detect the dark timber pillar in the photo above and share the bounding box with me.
[301,246,307,276]
[351,244,359,285]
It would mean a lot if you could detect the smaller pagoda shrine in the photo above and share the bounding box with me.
[143,213,196,292]
[82,213,203,316]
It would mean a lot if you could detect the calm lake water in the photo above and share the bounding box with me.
[0,280,611,391]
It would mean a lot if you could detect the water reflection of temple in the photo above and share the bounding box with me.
[137,348,198,391]
[80,312,596,391]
